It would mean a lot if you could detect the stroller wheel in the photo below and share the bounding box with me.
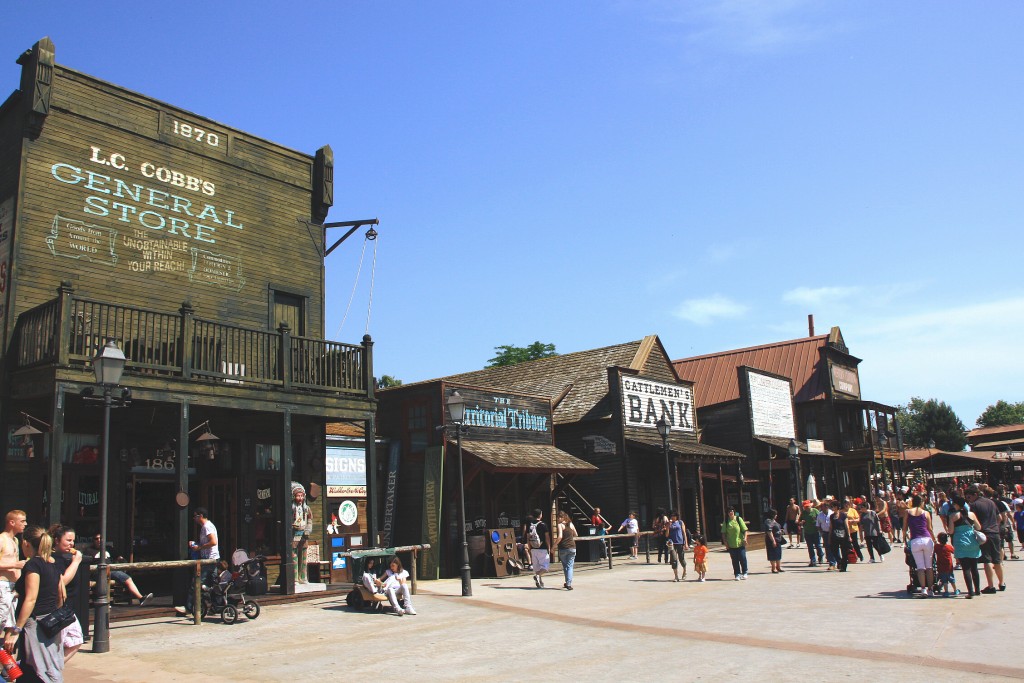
[243,601,261,620]
[221,604,238,625]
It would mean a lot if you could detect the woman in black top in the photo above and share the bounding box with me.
[4,525,64,682]
[828,501,852,572]
[49,525,84,663]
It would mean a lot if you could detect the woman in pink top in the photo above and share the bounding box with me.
[903,494,937,596]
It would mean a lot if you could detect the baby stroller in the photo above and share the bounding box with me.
[201,549,265,624]
[904,544,939,596]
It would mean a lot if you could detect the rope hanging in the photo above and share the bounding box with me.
[334,231,378,339]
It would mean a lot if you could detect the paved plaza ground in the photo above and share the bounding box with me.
[67,547,1022,681]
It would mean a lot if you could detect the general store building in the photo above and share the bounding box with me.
[0,38,377,596]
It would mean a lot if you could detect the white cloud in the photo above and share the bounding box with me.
[673,294,748,325]
[782,285,861,307]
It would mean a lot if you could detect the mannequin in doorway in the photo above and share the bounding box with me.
[291,482,313,585]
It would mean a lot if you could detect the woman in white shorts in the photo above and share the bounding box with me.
[903,494,936,596]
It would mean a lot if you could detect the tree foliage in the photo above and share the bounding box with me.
[976,400,1024,428]
[486,342,557,368]
[376,375,403,389]
[896,397,966,451]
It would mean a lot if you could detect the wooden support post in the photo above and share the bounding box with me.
[192,561,201,625]
[644,532,651,563]
[410,549,418,595]
[606,538,613,570]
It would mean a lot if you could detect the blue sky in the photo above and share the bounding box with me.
[5,2,1021,427]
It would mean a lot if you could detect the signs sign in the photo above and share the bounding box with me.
[744,369,796,439]
[619,376,695,433]
[325,446,366,497]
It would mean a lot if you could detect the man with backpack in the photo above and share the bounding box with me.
[525,509,551,588]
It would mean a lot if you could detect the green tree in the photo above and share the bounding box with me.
[976,400,1024,428]
[376,375,403,389]
[896,397,967,451]
[486,341,557,368]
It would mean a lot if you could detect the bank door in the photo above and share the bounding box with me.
[201,479,237,559]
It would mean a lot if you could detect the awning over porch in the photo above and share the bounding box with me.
[457,441,598,474]
[626,435,745,463]
[755,436,844,458]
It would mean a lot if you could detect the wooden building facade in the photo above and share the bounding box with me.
[0,38,377,594]
[674,324,901,510]
[377,335,746,570]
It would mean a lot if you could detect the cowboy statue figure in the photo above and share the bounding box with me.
[292,482,313,585]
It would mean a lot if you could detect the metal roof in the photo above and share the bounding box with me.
[673,335,830,408]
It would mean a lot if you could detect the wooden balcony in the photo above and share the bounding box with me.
[11,283,373,399]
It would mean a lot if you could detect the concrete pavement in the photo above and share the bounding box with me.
[66,546,1023,681]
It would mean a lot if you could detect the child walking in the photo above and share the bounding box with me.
[693,536,708,582]
[935,532,959,597]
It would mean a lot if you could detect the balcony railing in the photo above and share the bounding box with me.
[11,283,372,396]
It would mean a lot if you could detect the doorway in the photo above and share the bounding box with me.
[201,479,238,558]
[129,477,178,562]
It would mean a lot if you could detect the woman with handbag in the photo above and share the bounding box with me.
[49,525,84,663]
[4,525,65,681]
[947,496,983,598]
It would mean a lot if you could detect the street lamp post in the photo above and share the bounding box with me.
[656,417,674,515]
[788,439,801,503]
[927,439,936,491]
[85,341,129,654]
[444,391,473,597]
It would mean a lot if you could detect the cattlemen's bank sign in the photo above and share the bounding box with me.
[620,376,695,433]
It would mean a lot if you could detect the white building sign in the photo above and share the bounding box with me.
[747,370,796,439]
[620,376,695,433]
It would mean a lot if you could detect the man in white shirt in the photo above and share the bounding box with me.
[177,507,220,615]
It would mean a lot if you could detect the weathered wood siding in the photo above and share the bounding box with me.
[9,65,325,342]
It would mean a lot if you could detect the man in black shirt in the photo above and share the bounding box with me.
[966,485,1006,594]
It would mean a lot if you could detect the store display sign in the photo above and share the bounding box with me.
[619,375,695,433]
[338,500,358,526]
[830,364,860,398]
[325,445,366,497]
[744,369,796,439]
[332,553,347,570]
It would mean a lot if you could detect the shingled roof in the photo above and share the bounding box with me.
[440,337,664,424]
[673,334,831,409]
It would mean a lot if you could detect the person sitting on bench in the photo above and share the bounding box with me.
[361,557,386,595]
[383,556,416,616]
[86,533,152,606]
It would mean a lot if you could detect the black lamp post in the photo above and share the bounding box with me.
[788,438,801,503]
[86,341,128,654]
[656,417,674,515]
[444,391,473,597]
[927,438,936,490]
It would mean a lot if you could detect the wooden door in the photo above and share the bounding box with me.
[200,479,238,559]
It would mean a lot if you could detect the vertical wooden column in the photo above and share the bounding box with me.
[55,281,74,367]
[179,302,194,379]
[365,413,377,546]
[278,323,292,390]
[46,384,67,525]
[177,401,190,557]
[280,409,294,593]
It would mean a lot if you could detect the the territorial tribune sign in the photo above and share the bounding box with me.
[620,376,695,433]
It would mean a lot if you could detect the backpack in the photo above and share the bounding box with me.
[527,521,542,549]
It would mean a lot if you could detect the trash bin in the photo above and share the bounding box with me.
[577,525,601,563]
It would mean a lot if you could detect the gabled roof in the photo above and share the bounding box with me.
[673,335,830,408]
[439,336,671,424]
[967,424,1024,438]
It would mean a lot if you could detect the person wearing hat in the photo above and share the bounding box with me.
[292,482,314,586]
[800,500,824,567]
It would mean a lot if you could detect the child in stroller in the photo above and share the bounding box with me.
[201,549,264,623]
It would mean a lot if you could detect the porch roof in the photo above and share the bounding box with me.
[457,441,598,474]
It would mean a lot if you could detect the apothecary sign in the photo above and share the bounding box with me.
[619,375,695,433]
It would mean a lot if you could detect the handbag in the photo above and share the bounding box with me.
[976,531,988,545]
[876,536,891,555]
[38,603,75,637]
[38,572,76,637]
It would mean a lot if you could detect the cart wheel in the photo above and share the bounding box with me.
[346,589,365,609]
[222,604,238,625]
[243,601,261,620]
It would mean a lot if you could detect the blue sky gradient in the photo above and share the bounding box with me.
[5,2,1021,427]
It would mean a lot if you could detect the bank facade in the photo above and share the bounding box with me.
[0,39,376,595]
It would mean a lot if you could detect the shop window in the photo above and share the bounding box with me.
[256,444,281,471]
[806,419,818,439]
[251,477,279,557]
[63,434,100,464]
